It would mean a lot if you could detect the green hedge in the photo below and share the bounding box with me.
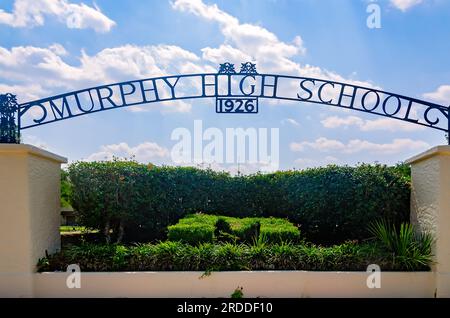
[167,224,215,245]
[167,214,300,244]
[37,240,429,272]
[68,161,410,243]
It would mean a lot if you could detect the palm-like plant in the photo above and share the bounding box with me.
[368,219,434,270]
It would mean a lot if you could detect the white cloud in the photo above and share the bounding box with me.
[0,44,204,112]
[423,85,450,104]
[171,0,378,93]
[169,0,385,116]
[320,115,424,132]
[390,0,423,11]
[76,44,202,84]
[85,142,169,162]
[290,137,429,155]
[0,0,116,32]
[294,155,339,169]
[281,118,300,126]
[1,0,387,118]
[291,137,345,152]
[48,43,68,56]
[201,44,252,65]
[0,83,46,101]
[321,116,363,128]
[22,134,50,150]
[172,0,307,75]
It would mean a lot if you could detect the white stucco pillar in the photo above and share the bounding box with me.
[406,145,450,298]
[0,144,67,297]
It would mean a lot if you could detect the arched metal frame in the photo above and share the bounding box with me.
[1,62,449,144]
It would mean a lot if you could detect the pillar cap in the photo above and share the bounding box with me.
[406,145,450,165]
[0,144,67,163]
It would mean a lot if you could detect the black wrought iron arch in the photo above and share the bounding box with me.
[1,62,449,144]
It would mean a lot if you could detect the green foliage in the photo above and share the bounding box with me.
[214,218,235,243]
[368,220,434,270]
[167,214,299,245]
[167,224,215,245]
[60,169,72,208]
[235,218,260,243]
[0,93,20,144]
[68,160,153,243]
[68,161,410,244]
[258,218,300,244]
[37,240,430,272]
[231,287,244,298]
[59,226,96,233]
[390,163,411,183]
[268,164,410,243]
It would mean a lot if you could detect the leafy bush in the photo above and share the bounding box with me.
[167,214,299,245]
[167,224,215,245]
[369,220,434,270]
[68,160,147,243]
[37,240,430,272]
[68,161,410,244]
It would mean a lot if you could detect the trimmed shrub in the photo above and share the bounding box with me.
[68,161,410,244]
[268,164,410,242]
[167,224,214,245]
[238,220,261,244]
[167,214,299,244]
[214,218,235,242]
[259,217,300,243]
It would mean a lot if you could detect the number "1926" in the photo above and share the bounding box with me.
[216,98,258,113]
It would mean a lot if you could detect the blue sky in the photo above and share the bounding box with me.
[1,0,449,173]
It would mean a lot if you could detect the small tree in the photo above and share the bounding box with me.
[68,159,143,244]
[0,93,20,144]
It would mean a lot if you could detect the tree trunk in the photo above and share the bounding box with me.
[104,218,111,244]
[116,220,125,244]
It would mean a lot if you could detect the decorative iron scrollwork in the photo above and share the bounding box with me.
[218,61,258,74]
[423,105,448,127]
[2,62,449,145]
[218,62,236,74]
[239,62,257,74]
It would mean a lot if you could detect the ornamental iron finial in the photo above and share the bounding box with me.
[0,93,20,143]
[239,62,257,74]
[218,62,236,74]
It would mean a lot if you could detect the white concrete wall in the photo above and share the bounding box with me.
[407,145,450,298]
[0,144,66,297]
[34,271,434,298]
